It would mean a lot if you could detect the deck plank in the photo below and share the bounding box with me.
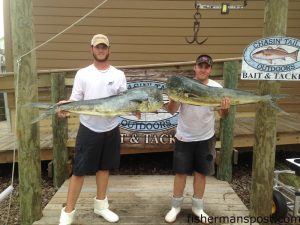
[33,175,255,225]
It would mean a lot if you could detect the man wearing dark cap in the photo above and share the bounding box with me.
[165,54,230,223]
[58,34,127,224]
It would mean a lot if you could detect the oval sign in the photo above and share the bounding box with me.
[242,36,300,80]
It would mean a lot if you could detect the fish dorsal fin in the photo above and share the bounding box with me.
[276,47,288,53]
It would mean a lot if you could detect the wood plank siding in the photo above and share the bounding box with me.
[4,0,300,70]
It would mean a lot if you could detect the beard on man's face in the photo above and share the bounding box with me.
[93,52,110,62]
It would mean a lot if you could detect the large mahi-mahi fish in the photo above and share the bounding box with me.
[28,87,163,123]
[166,75,286,111]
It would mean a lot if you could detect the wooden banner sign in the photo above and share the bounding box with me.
[241,36,300,80]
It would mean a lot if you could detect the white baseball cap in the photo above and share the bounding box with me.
[91,34,110,47]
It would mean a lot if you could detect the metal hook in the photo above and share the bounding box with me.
[185,35,208,45]
[185,1,208,45]
[185,19,208,44]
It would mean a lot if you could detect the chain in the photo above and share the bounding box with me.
[185,1,208,45]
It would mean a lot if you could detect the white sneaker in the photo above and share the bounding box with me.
[94,197,119,223]
[192,197,209,224]
[165,196,184,223]
[59,207,76,225]
[165,207,181,223]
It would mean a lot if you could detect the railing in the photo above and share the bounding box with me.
[0,58,243,184]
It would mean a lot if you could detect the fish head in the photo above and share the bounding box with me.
[133,87,163,112]
[166,75,184,89]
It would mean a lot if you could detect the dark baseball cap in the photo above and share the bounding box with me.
[196,55,213,67]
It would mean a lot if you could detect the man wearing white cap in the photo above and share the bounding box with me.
[58,34,127,224]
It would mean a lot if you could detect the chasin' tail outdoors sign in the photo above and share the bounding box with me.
[241,36,300,80]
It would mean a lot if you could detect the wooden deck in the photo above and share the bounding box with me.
[33,175,254,225]
[1,113,300,163]
[0,120,53,163]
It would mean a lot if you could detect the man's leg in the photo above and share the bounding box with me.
[94,170,119,223]
[166,139,193,223]
[96,170,109,200]
[174,173,187,197]
[193,171,205,198]
[59,175,85,225]
[192,172,209,224]
[65,175,85,211]
[165,174,187,223]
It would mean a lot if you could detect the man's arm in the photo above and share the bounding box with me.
[57,100,74,118]
[57,71,84,118]
[218,97,231,118]
[167,98,180,115]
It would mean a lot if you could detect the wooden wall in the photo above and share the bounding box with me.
[4,0,300,70]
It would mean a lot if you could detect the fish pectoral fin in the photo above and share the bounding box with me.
[130,98,147,104]
[184,92,200,98]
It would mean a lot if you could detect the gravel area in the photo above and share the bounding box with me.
[0,151,298,225]
[0,163,57,225]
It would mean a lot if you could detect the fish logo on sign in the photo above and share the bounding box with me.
[252,47,299,65]
[242,36,300,80]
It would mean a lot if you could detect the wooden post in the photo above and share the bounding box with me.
[51,72,68,188]
[250,0,288,222]
[10,0,42,224]
[217,61,239,182]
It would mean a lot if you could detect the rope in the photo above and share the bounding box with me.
[18,0,110,60]
[3,60,20,225]
[3,0,111,223]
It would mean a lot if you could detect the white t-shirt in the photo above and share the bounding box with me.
[70,64,127,133]
[175,79,222,142]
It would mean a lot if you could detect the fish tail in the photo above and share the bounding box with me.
[268,101,289,115]
[30,109,55,124]
[24,102,55,109]
[271,94,289,100]
[291,49,299,61]
[24,102,57,123]
[264,94,289,115]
